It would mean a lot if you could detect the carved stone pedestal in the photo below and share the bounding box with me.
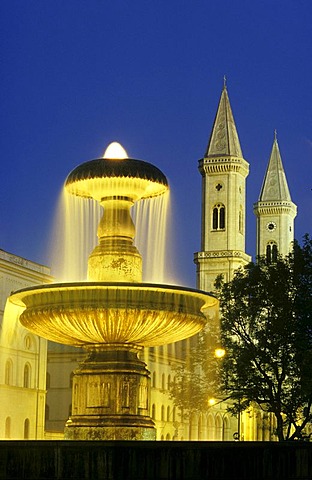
[64,344,155,440]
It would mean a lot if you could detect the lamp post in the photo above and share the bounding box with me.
[233,397,241,441]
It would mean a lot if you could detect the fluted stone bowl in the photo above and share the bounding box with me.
[9,282,217,348]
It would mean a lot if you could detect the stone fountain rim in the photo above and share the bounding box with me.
[9,282,218,347]
[10,281,217,307]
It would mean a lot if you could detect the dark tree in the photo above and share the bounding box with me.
[216,235,312,441]
[169,316,224,416]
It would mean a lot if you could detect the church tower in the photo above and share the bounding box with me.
[194,83,251,292]
[253,132,297,260]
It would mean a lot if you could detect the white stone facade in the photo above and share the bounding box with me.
[0,250,52,439]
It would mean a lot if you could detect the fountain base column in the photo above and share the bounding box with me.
[64,344,156,440]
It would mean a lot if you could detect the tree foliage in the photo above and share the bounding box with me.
[216,235,312,441]
[169,316,224,416]
[169,235,312,441]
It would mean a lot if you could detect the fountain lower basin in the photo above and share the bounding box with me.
[9,282,216,347]
[9,281,217,440]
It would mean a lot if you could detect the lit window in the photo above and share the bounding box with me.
[212,204,225,230]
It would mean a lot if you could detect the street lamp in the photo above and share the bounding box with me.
[214,347,226,358]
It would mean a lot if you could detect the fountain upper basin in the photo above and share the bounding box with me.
[65,158,168,202]
[10,282,217,348]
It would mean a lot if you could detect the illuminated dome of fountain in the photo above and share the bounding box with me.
[65,142,168,202]
[8,141,217,440]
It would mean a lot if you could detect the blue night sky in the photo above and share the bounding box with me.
[0,0,311,287]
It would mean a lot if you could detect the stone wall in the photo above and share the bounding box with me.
[0,441,311,479]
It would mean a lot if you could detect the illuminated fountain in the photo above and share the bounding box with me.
[9,142,217,440]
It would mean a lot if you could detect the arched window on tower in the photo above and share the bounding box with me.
[212,204,225,230]
[266,242,278,264]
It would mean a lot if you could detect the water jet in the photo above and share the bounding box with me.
[9,142,217,440]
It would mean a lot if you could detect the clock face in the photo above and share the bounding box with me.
[266,222,277,231]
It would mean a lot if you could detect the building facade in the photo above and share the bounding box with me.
[0,250,52,439]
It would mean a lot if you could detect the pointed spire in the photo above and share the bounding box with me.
[205,82,243,158]
[259,133,292,202]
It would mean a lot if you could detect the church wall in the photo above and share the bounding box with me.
[256,209,296,258]
[195,86,297,443]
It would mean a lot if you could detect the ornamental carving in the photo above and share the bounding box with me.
[195,251,245,258]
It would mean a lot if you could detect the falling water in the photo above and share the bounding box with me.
[48,189,101,281]
[48,187,173,284]
[133,190,172,283]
